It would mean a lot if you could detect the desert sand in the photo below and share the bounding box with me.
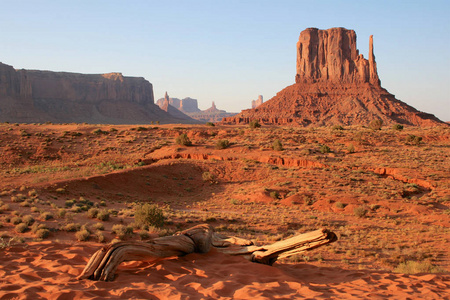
[0,122,449,299]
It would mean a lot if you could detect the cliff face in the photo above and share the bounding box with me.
[156,97,200,113]
[0,62,195,124]
[223,27,444,127]
[295,27,379,85]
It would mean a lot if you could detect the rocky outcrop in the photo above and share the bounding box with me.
[159,92,200,124]
[0,62,197,124]
[187,102,237,123]
[223,27,444,127]
[252,95,263,109]
[156,97,200,113]
[295,27,379,85]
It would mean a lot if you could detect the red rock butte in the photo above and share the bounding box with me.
[222,27,444,127]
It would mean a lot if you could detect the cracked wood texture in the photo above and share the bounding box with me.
[78,224,337,281]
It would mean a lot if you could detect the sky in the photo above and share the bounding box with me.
[1,0,449,121]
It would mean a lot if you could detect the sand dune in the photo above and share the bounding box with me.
[1,242,448,299]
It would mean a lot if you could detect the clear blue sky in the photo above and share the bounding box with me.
[1,0,449,121]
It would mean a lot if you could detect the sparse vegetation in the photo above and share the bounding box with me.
[215,139,230,149]
[272,139,283,151]
[134,203,165,229]
[176,133,192,146]
[369,119,383,130]
[249,120,261,128]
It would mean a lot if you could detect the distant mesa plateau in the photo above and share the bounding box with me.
[222,27,445,127]
[0,62,198,124]
[156,93,236,123]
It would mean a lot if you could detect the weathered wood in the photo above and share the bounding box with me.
[78,224,337,281]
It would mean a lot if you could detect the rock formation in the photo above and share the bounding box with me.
[158,92,200,123]
[223,27,444,127]
[252,95,263,109]
[156,97,201,113]
[0,62,198,124]
[157,96,236,123]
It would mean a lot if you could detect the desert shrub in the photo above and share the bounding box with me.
[11,216,22,225]
[319,145,331,154]
[92,129,108,135]
[347,144,355,153]
[392,124,404,131]
[134,203,165,229]
[202,172,216,183]
[269,191,280,199]
[55,188,66,194]
[175,134,192,146]
[15,223,28,233]
[0,204,10,211]
[35,228,50,239]
[75,229,90,241]
[335,202,346,209]
[40,212,53,220]
[304,195,314,206]
[406,134,422,145]
[272,140,283,151]
[63,223,81,232]
[87,208,99,218]
[57,208,67,218]
[369,119,383,130]
[65,199,76,207]
[249,120,261,129]
[96,209,110,221]
[394,260,442,274]
[354,206,368,218]
[111,224,133,239]
[92,222,104,231]
[139,230,150,240]
[332,125,344,131]
[215,139,230,149]
[206,122,215,127]
[95,231,106,243]
[22,215,35,226]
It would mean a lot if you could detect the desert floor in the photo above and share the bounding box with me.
[0,122,449,299]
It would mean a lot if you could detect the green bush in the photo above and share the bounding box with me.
[392,124,404,131]
[406,134,422,145]
[75,229,90,241]
[249,120,261,129]
[320,145,331,154]
[63,223,81,232]
[176,134,192,146]
[332,125,344,131]
[40,212,53,220]
[134,203,165,229]
[335,202,346,209]
[272,139,283,151]
[354,206,368,218]
[36,228,50,239]
[22,215,35,226]
[206,122,215,127]
[202,172,216,183]
[87,208,99,218]
[96,209,110,221]
[369,119,383,130]
[15,223,28,233]
[215,139,230,149]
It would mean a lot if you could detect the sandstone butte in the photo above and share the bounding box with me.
[0,62,197,124]
[157,95,236,123]
[222,27,444,127]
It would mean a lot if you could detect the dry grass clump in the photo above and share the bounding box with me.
[354,206,368,218]
[75,229,90,241]
[96,209,110,221]
[134,203,165,229]
[15,223,28,233]
[272,140,283,151]
[215,139,230,149]
[394,261,442,274]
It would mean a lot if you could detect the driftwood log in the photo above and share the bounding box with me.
[78,224,337,281]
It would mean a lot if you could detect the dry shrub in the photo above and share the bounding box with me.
[134,204,165,229]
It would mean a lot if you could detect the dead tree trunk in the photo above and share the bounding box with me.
[78,224,337,281]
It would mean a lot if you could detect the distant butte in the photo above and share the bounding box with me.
[0,62,197,124]
[223,27,444,127]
